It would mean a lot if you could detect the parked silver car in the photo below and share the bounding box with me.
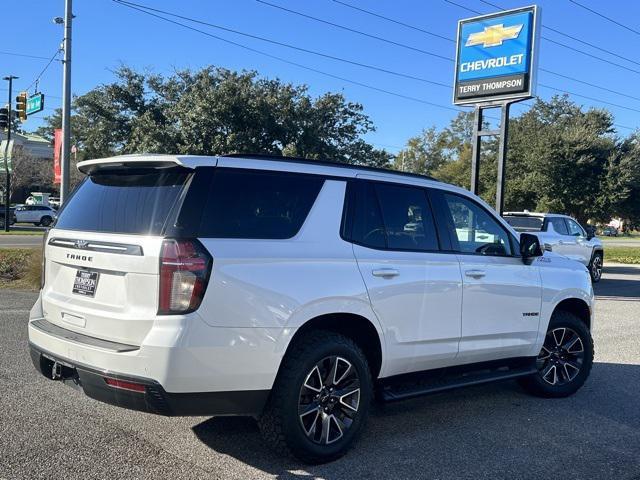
[503,212,603,282]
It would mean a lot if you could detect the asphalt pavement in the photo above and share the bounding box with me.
[0,235,43,248]
[1,265,639,480]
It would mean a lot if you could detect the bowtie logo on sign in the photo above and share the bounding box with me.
[453,5,539,105]
[465,24,524,48]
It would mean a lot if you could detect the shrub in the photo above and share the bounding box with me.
[0,248,41,289]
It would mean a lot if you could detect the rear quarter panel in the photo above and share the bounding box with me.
[196,179,385,366]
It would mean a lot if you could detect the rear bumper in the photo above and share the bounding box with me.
[28,292,287,416]
[29,343,270,416]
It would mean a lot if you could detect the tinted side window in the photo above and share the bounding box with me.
[566,218,585,237]
[350,182,386,249]
[442,193,512,256]
[198,169,324,239]
[550,217,569,235]
[374,183,438,251]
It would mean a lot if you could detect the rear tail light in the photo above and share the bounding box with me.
[158,239,212,315]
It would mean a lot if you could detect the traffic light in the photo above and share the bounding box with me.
[15,92,27,121]
[0,106,8,130]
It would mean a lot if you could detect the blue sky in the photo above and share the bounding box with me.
[3,0,640,152]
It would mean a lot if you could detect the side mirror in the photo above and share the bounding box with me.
[586,231,595,240]
[520,233,543,261]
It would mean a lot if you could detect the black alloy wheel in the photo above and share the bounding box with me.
[537,327,585,386]
[590,253,603,283]
[298,355,361,445]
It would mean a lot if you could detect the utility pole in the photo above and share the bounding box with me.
[2,75,17,232]
[60,0,73,204]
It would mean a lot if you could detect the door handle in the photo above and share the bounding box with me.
[558,240,564,245]
[465,269,486,278]
[372,268,399,278]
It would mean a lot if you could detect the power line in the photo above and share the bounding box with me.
[332,0,453,43]
[109,0,639,133]
[539,69,640,102]
[255,0,638,127]
[567,0,640,37]
[111,0,463,114]
[335,0,640,101]
[255,0,452,62]
[261,0,640,99]
[113,0,450,89]
[0,88,61,99]
[0,50,52,60]
[537,84,640,114]
[24,48,62,93]
[445,0,640,76]
[329,0,640,105]
[117,0,640,120]
[477,0,640,67]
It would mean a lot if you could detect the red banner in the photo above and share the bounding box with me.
[53,129,62,185]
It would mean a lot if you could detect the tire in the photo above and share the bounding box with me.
[40,216,52,227]
[589,251,603,283]
[258,330,373,464]
[519,311,594,398]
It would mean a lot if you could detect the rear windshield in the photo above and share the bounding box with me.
[55,169,190,235]
[503,215,544,232]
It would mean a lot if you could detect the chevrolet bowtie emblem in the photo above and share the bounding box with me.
[466,24,523,48]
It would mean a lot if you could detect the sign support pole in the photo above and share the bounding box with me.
[2,75,17,232]
[470,106,482,195]
[495,102,511,215]
[468,100,516,214]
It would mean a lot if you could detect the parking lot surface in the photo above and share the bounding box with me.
[1,265,639,480]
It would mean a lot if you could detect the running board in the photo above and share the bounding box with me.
[378,357,537,402]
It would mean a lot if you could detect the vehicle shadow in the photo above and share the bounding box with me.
[595,265,640,300]
[192,362,640,479]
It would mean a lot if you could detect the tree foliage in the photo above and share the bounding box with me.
[398,95,638,225]
[36,66,391,167]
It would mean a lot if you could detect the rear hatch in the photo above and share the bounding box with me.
[41,165,193,346]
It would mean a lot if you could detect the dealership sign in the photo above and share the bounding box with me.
[453,6,540,105]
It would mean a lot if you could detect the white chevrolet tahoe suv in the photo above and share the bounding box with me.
[503,212,604,283]
[28,154,595,463]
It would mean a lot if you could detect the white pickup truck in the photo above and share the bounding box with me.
[503,212,603,282]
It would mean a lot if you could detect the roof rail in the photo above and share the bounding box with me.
[221,153,439,182]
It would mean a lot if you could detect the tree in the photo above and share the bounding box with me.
[611,132,640,225]
[508,96,617,224]
[395,127,449,176]
[35,66,391,167]
[398,96,629,224]
[7,149,54,202]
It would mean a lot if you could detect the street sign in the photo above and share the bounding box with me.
[453,6,540,105]
[26,93,45,115]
